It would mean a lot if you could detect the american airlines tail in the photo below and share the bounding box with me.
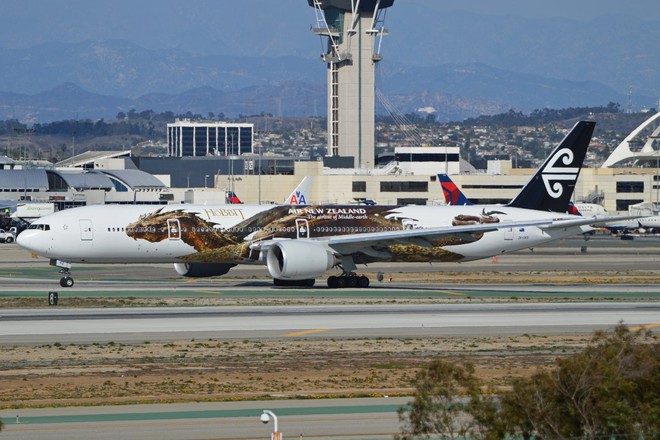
[284,176,313,205]
[438,174,473,206]
[508,121,595,212]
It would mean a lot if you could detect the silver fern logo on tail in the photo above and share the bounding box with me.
[541,148,579,198]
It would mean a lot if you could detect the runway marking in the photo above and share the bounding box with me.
[434,290,466,296]
[629,323,660,331]
[194,290,224,295]
[283,328,332,337]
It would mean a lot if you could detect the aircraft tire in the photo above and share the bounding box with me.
[327,276,338,288]
[335,276,347,289]
[60,277,74,288]
[358,275,370,288]
[346,276,358,288]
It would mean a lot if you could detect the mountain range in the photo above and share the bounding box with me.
[0,6,657,123]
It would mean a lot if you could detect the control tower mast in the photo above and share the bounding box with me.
[309,0,393,169]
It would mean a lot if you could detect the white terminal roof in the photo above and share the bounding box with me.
[55,151,132,168]
[0,169,167,191]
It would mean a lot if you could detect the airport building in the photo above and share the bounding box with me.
[167,120,254,157]
[309,0,394,169]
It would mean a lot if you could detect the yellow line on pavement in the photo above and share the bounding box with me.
[629,323,660,331]
[283,328,332,337]
[194,290,224,295]
[434,290,466,296]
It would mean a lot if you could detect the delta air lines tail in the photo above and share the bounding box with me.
[438,174,473,206]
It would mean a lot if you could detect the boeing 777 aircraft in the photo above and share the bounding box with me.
[18,121,627,288]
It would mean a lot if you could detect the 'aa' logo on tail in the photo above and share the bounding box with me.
[289,191,307,205]
[541,147,579,199]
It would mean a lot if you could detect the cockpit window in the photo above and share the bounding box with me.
[27,224,50,231]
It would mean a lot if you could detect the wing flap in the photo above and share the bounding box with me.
[539,215,642,230]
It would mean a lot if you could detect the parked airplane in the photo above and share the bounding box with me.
[18,121,627,288]
[605,215,660,234]
[225,190,242,204]
[438,174,473,206]
[561,202,659,234]
[227,176,313,205]
[283,176,312,205]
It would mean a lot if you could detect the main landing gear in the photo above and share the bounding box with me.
[326,257,370,289]
[327,274,369,289]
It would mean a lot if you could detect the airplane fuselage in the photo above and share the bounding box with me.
[19,203,585,265]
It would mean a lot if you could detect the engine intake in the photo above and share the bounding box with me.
[266,240,336,280]
[174,262,236,277]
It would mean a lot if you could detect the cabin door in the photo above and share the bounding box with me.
[296,219,310,239]
[167,219,181,240]
[79,219,93,241]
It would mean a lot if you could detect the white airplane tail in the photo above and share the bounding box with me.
[284,176,313,205]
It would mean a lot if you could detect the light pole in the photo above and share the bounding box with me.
[260,410,282,440]
[71,129,76,165]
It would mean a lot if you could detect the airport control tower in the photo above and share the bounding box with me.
[308,0,393,169]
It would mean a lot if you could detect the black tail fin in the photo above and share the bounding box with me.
[508,121,595,212]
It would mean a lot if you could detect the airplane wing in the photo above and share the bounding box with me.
[251,218,551,255]
[538,214,643,230]
[251,214,641,256]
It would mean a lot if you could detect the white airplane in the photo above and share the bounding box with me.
[226,175,313,205]
[18,121,629,288]
[571,202,660,234]
[283,176,312,205]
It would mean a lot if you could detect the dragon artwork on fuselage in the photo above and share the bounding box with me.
[451,209,506,226]
[125,205,495,263]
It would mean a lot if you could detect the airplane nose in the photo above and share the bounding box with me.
[16,230,41,254]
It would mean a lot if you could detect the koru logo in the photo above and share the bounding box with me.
[541,147,579,198]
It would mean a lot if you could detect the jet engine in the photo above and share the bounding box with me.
[266,240,336,280]
[174,262,236,277]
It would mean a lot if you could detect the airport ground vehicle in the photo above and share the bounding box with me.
[0,229,16,243]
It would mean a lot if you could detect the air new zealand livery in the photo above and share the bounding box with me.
[18,121,630,288]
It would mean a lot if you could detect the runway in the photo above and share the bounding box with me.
[0,237,659,439]
[1,302,658,345]
[1,234,660,296]
[0,397,407,440]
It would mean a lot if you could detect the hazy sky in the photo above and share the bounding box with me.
[410,0,660,20]
[1,0,658,53]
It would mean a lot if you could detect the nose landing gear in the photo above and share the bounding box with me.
[59,272,74,288]
[50,259,74,288]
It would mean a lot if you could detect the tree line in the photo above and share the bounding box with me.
[396,324,658,440]
[462,102,622,128]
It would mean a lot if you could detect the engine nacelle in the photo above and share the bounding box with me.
[174,262,236,277]
[266,240,336,280]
